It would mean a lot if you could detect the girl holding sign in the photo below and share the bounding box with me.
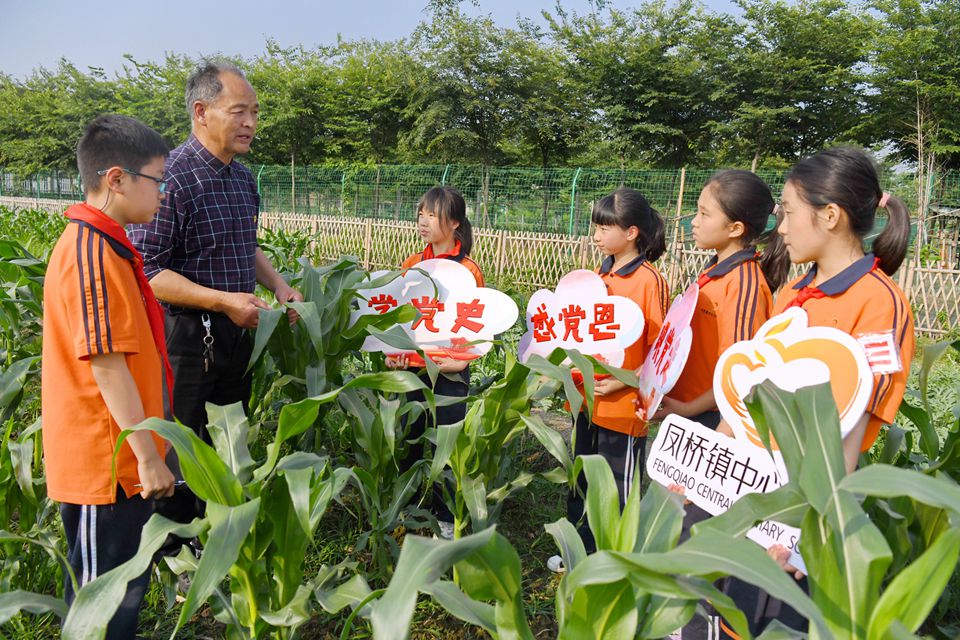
[550,188,669,572]
[651,170,789,639]
[772,146,914,469]
[719,147,915,638]
[386,186,481,539]
[656,170,790,429]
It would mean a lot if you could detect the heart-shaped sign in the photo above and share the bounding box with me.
[636,281,699,421]
[714,307,873,450]
[517,269,645,371]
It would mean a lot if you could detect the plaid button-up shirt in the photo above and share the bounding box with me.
[129,135,259,297]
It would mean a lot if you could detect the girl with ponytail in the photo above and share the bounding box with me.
[549,187,670,573]
[653,169,788,639]
[656,169,788,430]
[773,146,914,467]
[718,147,916,639]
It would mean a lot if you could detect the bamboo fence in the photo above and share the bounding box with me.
[3,195,958,337]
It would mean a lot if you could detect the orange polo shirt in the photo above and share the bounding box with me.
[773,253,914,452]
[41,220,166,505]
[588,255,669,437]
[401,243,484,287]
[672,249,773,405]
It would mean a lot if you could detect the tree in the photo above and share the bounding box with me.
[705,0,871,168]
[0,61,117,174]
[327,39,418,164]
[400,10,522,165]
[245,42,335,167]
[864,0,960,170]
[547,0,711,168]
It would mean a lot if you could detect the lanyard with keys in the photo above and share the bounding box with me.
[201,313,215,372]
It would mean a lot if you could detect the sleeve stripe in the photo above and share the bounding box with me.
[642,263,668,315]
[660,271,668,315]
[96,236,113,352]
[869,272,903,346]
[746,263,760,337]
[85,228,104,355]
[734,264,756,342]
[76,226,92,356]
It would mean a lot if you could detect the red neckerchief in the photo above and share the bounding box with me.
[787,257,880,309]
[786,286,826,308]
[64,203,175,411]
[697,251,760,288]
[422,240,462,260]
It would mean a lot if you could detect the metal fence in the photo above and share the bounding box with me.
[5,193,960,337]
[4,163,959,236]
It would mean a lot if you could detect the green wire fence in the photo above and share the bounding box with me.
[2,164,959,236]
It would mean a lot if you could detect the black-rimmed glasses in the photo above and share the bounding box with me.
[97,168,168,194]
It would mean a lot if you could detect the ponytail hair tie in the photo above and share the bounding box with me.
[878,192,890,209]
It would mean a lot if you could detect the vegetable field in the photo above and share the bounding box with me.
[2,206,960,639]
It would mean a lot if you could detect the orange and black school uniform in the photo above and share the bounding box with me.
[671,248,772,640]
[671,248,773,429]
[719,253,915,639]
[42,204,173,638]
[774,252,914,451]
[398,241,484,520]
[567,255,669,552]
[401,241,484,287]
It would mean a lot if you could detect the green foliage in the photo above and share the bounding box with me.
[2,1,960,170]
[700,381,960,639]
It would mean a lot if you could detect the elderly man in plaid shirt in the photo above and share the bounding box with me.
[130,60,301,445]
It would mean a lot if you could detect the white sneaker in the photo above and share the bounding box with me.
[547,554,566,573]
[437,520,455,540]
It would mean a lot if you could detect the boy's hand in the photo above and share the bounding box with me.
[137,455,176,499]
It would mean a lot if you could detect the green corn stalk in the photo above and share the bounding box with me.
[698,381,960,639]
[335,382,435,578]
[247,256,416,450]
[368,526,535,640]
[50,371,421,639]
[0,239,46,367]
[429,352,537,538]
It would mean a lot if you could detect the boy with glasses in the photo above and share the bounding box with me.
[41,114,176,638]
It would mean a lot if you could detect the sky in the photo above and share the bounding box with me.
[1,0,739,79]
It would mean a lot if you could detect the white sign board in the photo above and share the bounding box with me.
[354,259,519,361]
[647,414,805,572]
[517,269,644,373]
[636,282,698,420]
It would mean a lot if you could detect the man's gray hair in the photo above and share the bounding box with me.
[184,60,246,120]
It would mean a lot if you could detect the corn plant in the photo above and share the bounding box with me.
[368,452,826,640]
[428,352,539,538]
[367,526,535,640]
[333,381,436,577]
[872,339,960,635]
[699,380,960,639]
[248,257,415,453]
[0,238,46,366]
[48,371,423,639]
[249,256,415,400]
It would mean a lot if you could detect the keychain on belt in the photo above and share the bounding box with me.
[201,313,215,373]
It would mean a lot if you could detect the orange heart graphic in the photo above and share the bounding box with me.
[714,308,872,450]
